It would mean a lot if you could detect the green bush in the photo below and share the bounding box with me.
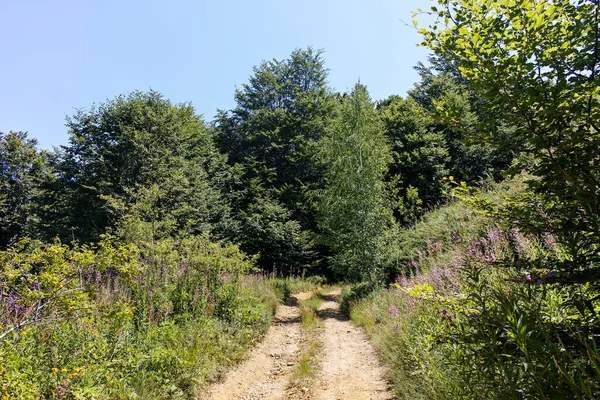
[0,235,285,399]
[350,179,600,399]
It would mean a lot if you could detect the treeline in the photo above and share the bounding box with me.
[0,48,513,282]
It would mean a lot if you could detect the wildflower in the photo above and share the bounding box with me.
[509,227,533,259]
[469,312,479,319]
[543,233,556,248]
[525,274,532,282]
[52,368,58,374]
[56,382,69,398]
[389,305,400,318]
[487,228,503,244]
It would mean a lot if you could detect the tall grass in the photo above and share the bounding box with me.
[0,235,319,399]
[346,178,600,399]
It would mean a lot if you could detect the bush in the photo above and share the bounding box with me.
[349,179,600,399]
[0,235,283,399]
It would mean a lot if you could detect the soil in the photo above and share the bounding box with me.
[312,288,393,400]
[200,289,394,400]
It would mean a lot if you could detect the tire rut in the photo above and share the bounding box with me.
[200,292,312,400]
[201,289,393,400]
[311,288,394,400]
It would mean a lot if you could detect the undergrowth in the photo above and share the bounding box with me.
[0,235,323,399]
[345,178,600,399]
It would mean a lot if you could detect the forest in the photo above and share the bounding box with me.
[0,0,599,398]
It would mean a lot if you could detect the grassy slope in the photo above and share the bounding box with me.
[344,178,525,399]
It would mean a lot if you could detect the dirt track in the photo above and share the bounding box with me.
[312,288,393,400]
[201,289,393,400]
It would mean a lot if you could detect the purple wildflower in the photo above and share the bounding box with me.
[487,228,504,244]
[56,382,68,398]
[543,233,556,248]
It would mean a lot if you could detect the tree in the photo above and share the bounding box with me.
[378,95,449,221]
[51,90,231,243]
[408,63,513,183]
[216,48,334,272]
[419,0,600,281]
[238,195,315,276]
[379,62,514,225]
[0,132,47,247]
[316,83,394,283]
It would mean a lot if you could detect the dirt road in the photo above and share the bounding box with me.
[201,289,393,400]
[312,288,393,400]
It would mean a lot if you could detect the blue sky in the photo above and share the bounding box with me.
[0,0,433,149]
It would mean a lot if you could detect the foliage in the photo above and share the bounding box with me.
[0,238,139,340]
[216,47,335,273]
[0,132,48,248]
[378,95,449,219]
[409,62,514,183]
[350,179,600,398]
[378,64,514,224]
[0,234,287,399]
[315,83,395,283]
[49,90,231,243]
[418,0,600,286]
[238,195,315,276]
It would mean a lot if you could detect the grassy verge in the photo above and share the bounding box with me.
[290,289,327,394]
[344,177,600,399]
[0,275,284,400]
[0,243,325,400]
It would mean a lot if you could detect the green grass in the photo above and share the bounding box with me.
[290,288,329,390]
[0,275,312,400]
[270,276,327,302]
[347,176,600,399]
[300,294,324,328]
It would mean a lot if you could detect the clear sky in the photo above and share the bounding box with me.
[0,0,433,150]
